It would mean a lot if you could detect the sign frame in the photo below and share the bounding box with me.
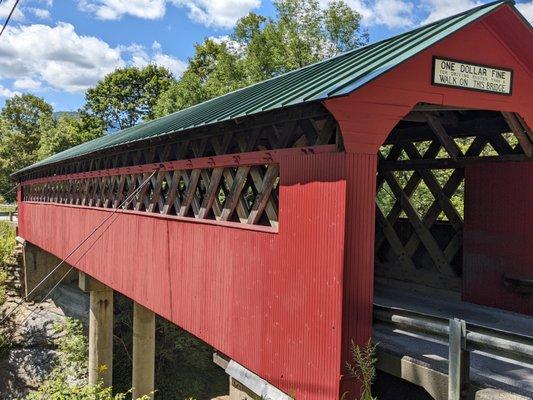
[431,56,513,96]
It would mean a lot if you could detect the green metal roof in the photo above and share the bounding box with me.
[18,0,511,175]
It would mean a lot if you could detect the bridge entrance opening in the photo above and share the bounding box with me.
[373,103,533,399]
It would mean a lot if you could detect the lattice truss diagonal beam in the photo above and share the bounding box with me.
[23,162,282,228]
[375,108,531,288]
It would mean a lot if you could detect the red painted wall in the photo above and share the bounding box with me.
[464,162,533,315]
[325,5,533,155]
[19,151,376,399]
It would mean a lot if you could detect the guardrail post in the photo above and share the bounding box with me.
[448,318,469,400]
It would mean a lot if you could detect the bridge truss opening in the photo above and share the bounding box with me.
[375,104,530,294]
[373,103,533,399]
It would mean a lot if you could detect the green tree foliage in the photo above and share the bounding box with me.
[37,114,102,159]
[112,295,227,399]
[154,0,368,117]
[0,94,53,200]
[83,65,176,131]
[0,221,16,306]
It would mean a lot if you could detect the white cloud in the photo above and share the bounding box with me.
[172,0,260,28]
[0,23,187,94]
[371,0,415,28]
[0,23,124,92]
[28,7,51,19]
[0,85,20,98]
[122,41,187,77]
[0,0,25,21]
[78,0,260,27]
[13,78,42,90]
[78,0,167,20]
[516,2,533,23]
[419,0,483,25]
[321,0,414,28]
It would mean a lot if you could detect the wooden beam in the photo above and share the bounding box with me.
[424,113,462,159]
[247,164,279,225]
[502,112,533,157]
[220,166,250,222]
[385,118,509,145]
[412,104,473,112]
[198,167,223,219]
[379,154,529,171]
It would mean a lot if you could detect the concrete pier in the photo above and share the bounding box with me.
[79,272,113,387]
[132,302,155,399]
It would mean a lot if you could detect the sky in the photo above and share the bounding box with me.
[0,0,531,112]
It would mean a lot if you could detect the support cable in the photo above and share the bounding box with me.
[0,0,20,39]
[0,168,159,325]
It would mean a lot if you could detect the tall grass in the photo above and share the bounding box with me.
[0,220,16,305]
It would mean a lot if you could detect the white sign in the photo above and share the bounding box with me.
[432,57,512,95]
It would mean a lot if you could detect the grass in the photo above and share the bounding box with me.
[0,204,16,213]
[0,221,16,306]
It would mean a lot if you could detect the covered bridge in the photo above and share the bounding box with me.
[13,1,533,399]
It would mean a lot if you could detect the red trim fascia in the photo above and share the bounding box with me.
[22,201,279,234]
[22,145,337,186]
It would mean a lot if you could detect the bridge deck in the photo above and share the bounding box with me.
[373,283,533,399]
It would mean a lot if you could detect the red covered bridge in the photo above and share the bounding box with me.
[13,1,533,399]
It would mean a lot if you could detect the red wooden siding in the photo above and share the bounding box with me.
[19,151,376,399]
[325,6,533,156]
[463,162,533,315]
[340,153,377,394]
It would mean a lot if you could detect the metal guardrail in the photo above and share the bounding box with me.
[374,304,533,400]
[0,211,17,221]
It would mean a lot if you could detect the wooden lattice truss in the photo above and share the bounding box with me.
[24,161,281,227]
[21,104,338,181]
[375,106,533,289]
[22,106,339,229]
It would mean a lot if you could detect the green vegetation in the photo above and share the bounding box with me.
[154,0,367,117]
[0,221,16,306]
[112,295,227,399]
[26,319,151,400]
[83,65,176,131]
[0,204,16,213]
[345,339,378,400]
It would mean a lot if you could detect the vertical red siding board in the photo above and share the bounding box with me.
[464,162,533,315]
[339,153,377,396]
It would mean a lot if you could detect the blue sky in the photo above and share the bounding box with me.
[0,0,531,112]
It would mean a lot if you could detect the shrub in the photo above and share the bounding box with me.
[345,339,378,400]
[0,220,16,266]
[0,267,7,306]
[27,318,151,400]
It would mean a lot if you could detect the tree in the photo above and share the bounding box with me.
[0,94,53,201]
[154,40,246,118]
[37,114,103,159]
[83,65,176,131]
[154,0,368,117]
